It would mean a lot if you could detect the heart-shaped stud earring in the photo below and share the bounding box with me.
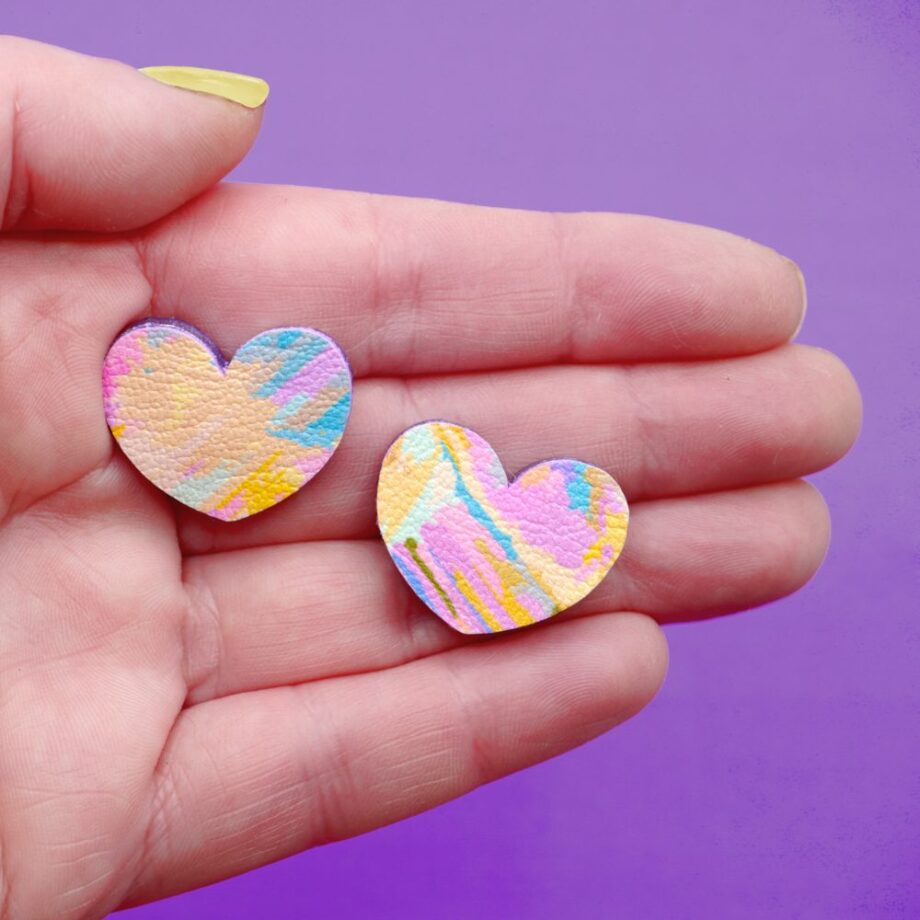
[103,318,352,521]
[377,421,628,634]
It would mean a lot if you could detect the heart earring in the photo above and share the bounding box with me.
[376,421,628,635]
[103,318,352,522]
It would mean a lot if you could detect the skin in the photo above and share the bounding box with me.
[0,38,861,920]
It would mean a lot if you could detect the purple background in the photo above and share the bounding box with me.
[6,1,918,916]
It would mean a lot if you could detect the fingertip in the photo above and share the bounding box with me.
[786,479,832,588]
[751,246,809,347]
[724,235,808,351]
[738,479,833,606]
[567,612,669,725]
[575,215,813,360]
[613,612,670,717]
[802,346,863,465]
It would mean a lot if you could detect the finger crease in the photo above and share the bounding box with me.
[1,88,33,232]
[294,686,361,846]
[548,211,580,363]
[620,363,663,497]
[438,656,492,789]
[180,565,225,703]
[127,236,159,318]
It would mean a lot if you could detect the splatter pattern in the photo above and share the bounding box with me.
[103,319,351,521]
[377,422,628,634]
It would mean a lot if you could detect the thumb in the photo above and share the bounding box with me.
[0,36,267,232]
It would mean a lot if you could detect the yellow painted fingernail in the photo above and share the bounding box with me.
[139,66,269,108]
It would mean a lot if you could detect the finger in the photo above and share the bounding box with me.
[138,182,806,375]
[125,612,666,905]
[0,37,265,232]
[179,344,860,554]
[181,480,828,703]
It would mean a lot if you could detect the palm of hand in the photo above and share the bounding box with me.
[0,39,859,919]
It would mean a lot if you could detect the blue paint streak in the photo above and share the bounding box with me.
[270,392,351,448]
[440,442,557,610]
[565,463,592,513]
[441,443,519,562]
[276,329,302,349]
[250,333,329,398]
[393,552,436,610]
[271,391,311,424]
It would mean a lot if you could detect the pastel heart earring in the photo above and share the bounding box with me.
[376,421,628,635]
[103,318,352,521]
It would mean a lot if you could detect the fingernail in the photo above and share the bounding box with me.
[139,66,269,108]
[789,260,808,338]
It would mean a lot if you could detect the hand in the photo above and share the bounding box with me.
[0,38,860,919]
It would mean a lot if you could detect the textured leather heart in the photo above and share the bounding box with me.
[377,422,628,634]
[103,319,351,521]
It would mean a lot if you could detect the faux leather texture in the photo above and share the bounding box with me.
[103,319,351,521]
[377,422,628,635]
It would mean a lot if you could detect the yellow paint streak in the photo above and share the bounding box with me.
[437,425,471,475]
[214,451,296,515]
[111,424,126,438]
[583,512,628,564]
[453,571,502,632]
[474,539,538,627]
[439,429,558,614]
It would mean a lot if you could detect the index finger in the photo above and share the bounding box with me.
[137,184,806,376]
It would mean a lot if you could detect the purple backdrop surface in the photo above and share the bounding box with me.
[4,1,918,917]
